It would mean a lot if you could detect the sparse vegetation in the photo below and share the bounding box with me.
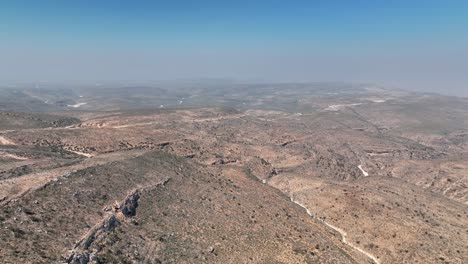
[0,84,466,263]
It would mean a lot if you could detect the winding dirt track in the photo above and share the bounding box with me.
[291,197,381,264]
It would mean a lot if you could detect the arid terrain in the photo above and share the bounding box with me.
[0,83,467,263]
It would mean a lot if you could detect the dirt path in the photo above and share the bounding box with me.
[112,122,156,129]
[291,197,380,264]
[0,135,15,145]
[0,150,147,205]
[0,151,28,160]
[66,150,94,158]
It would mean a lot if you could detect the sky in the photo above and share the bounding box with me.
[0,1,467,96]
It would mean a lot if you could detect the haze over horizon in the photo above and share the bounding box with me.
[1,1,467,96]
[1,2,468,264]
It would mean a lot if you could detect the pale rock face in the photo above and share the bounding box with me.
[358,165,369,176]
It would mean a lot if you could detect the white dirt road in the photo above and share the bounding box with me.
[291,197,380,264]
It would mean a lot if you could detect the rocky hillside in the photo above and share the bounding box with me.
[0,152,360,263]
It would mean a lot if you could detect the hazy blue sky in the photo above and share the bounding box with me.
[1,1,467,96]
